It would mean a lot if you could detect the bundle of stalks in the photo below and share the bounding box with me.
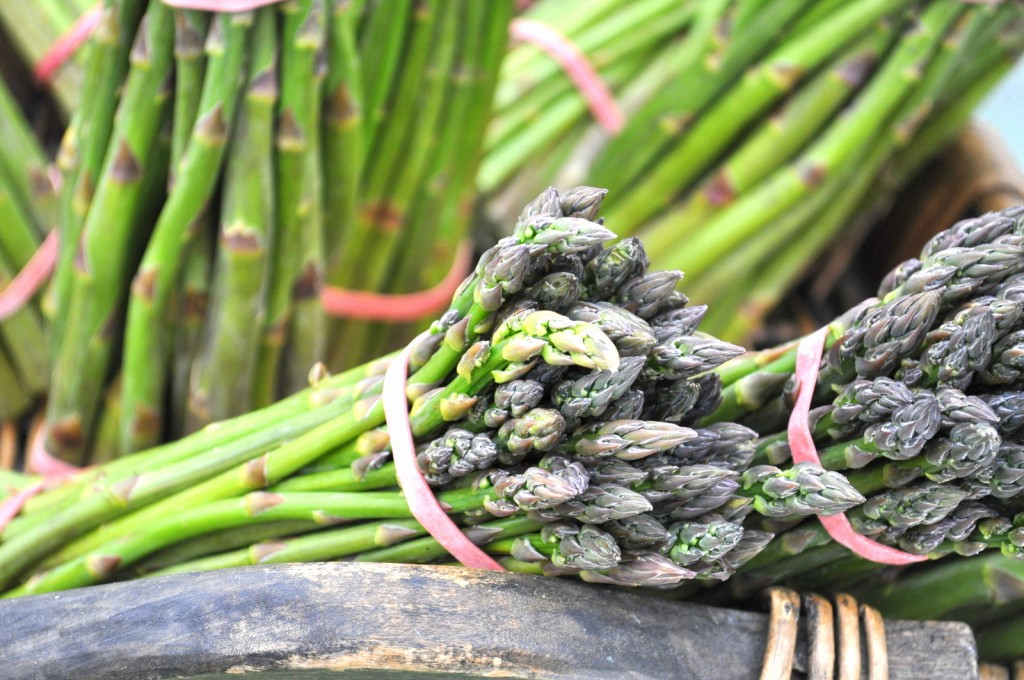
[38,0,514,466]
[667,205,1024,667]
[9,188,1024,621]
[484,0,1024,343]
[0,186,871,596]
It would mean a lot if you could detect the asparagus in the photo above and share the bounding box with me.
[187,8,277,429]
[251,0,326,406]
[119,11,252,454]
[600,0,908,233]
[46,0,175,464]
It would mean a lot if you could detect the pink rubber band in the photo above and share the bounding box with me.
[322,240,472,322]
[383,341,506,571]
[36,1,288,85]
[509,18,624,134]
[0,232,59,322]
[35,4,102,84]
[0,482,45,533]
[0,423,86,533]
[788,327,927,566]
[161,0,285,10]
[27,422,84,479]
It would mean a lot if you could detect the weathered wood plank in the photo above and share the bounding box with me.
[0,563,977,679]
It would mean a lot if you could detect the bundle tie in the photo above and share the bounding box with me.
[510,18,624,134]
[788,326,927,566]
[0,420,84,533]
[321,240,472,322]
[382,339,506,570]
[0,232,59,322]
[35,4,102,83]
[35,1,287,84]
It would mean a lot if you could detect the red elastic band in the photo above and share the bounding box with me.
[36,1,289,85]
[35,4,102,84]
[383,340,506,571]
[0,423,87,533]
[509,18,624,134]
[0,232,59,322]
[161,0,286,10]
[27,422,85,479]
[788,327,927,566]
[321,240,472,322]
[0,482,45,533]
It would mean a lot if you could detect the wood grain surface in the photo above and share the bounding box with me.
[0,562,978,679]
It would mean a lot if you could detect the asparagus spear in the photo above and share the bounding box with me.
[321,0,363,284]
[50,0,143,350]
[656,1,964,282]
[188,8,278,429]
[0,308,618,589]
[639,20,896,252]
[46,0,175,464]
[252,0,326,405]
[588,0,810,194]
[0,75,56,235]
[119,11,252,454]
[602,0,910,233]
[325,0,444,369]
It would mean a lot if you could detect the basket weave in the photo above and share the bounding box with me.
[760,588,890,680]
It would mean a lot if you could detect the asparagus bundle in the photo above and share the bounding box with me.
[0,186,869,596]
[40,0,515,465]
[483,0,1024,342]
[683,205,1024,625]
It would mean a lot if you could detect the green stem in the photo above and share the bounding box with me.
[118,11,252,454]
[655,1,964,280]
[188,8,278,429]
[46,0,175,464]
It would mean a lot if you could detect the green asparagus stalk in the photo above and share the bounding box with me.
[480,0,711,194]
[325,0,442,369]
[187,8,277,429]
[0,75,56,234]
[119,11,251,455]
[858,551,1024,621]
[378,0,515,362]
[50,0,143,348]
[321,0,363,276]
[358,0,412,148]
[588,0,811,194]
[169,216,214,438]
[133,519,327,574]
[640,20,896,253]
[252,0,326,406]
[1,309,616,588]
[706,5,1013,342]
[169,10,211,185]
[13,356,392,529]
[282,27,327,395]
[9,485,537,595]
[651,1,964,281]
[46,0,175,464]
[602,0,909,233]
